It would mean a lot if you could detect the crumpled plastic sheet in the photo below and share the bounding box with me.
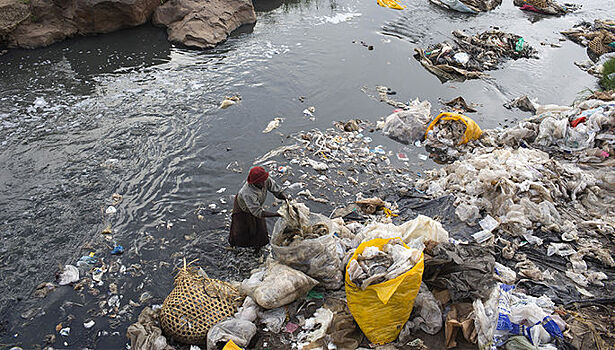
[258,307,287,333]
[126,307,174,350]
[298,307,334,344]
[402,283,443,335]
[423,242,496,302]
[57,265,80,285]
[354,214,449,249]
[235,296,260,322]
[328,307,363,349]
[382,99,432,145]
[206,318,257,350]
[534,102,615,152]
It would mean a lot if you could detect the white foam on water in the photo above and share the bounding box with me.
[316,12,362,25]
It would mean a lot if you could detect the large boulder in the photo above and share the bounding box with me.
[0,0,30,41]
[153,0,256,49]
[5,0,160,48]
[72,0,160,34]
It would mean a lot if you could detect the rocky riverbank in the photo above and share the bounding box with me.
[0,0,256,50]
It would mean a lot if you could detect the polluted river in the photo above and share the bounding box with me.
[0,0,614,349]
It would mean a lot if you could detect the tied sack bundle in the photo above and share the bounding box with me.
[160,264,242,344]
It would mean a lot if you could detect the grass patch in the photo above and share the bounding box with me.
[600,58,615,91]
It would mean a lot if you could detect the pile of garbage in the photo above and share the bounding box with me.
[414,30,537,81]
[562,19,615,60]
[512,0,579,16]
[498,96,615,158]
[120,89,615,350]
[429,0,502,14]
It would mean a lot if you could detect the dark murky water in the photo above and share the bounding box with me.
[0,0,613,347]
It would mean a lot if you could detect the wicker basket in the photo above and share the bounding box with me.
[159,263,241,344]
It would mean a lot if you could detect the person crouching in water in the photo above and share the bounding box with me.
[229,166,288,249]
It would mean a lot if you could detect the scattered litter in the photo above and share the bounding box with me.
[429,0,501,13]
[415,30,537,81]
[105,206,117,215]
[563,20,615,60]
[298,307,334,344]
[220,95,241,109]
[377,0,405,10]
[111,245,124,255]
[514,0,580,15]
[263,117,284,133]
[444,96,477,113]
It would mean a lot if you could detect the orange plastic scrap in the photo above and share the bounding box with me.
[223,340,243,350]
[377,0,405,10]
[424,112,483,145]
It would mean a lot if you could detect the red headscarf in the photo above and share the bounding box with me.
[247,166,269,184]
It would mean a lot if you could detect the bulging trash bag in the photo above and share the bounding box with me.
[345,238,424,344]
[206,318,256,350]
[271,212,343,289]
[382,99,432,145]
[242,260,318,309]
[425,112,483,145]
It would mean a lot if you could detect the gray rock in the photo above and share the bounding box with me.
[5,0,159,49]
[152,0,256,49]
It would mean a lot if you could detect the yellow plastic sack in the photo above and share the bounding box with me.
[223,340,242,350]
[345,237,424,344]
[424,112,483,144]
[377,0,405,10]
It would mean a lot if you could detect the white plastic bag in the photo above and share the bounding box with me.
[258,307,286,333]
[206,318,256,350]
[271,213,343,289]
[382,100,431,145]
[244,260,318,309]
[355,214,449,248]
[235,296,260,322]
[58,265,80,285]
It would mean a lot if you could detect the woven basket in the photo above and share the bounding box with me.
[159,264,241,344]
[588,30,615,56]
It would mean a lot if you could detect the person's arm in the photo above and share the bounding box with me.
[262,211,281,218]
[244,193,265,218]
[267,177,287,200]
